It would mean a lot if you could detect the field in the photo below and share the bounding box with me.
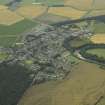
[0,19,37,35]
[22,0,64,6]
[70,38,90,48]
[0,5,8,9]
[92,0,105,10]
[48,7,86,19]
[86,48,105,58]
[36,13,69,24]
[18,61,105,105]
[64,0,93,10]
[0,5,24,25]
[90,34,105,44]
[87,10,105,17]
[16,5,47,19]
[0,0,12,4]
[0,19,37,47]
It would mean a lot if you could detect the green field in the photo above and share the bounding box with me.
[0,52,9,60]
[0,19,37,47]
[70,38,90,48]
[22,0,64,6]
[0,37,17,47]
[0,0,12,4]
[0,19,37,35]
[92,21,105,33]
[86,48,105,58]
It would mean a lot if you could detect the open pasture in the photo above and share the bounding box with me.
[48,7,86,19]
[0,0,12,4]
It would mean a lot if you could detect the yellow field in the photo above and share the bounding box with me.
[92,0,105,10]
[64,0,93,10]
[90,34,105,44]
[18,61,105,105]
[0,5,8,10]
[48,7,86,19]
[88,10,105,17]
[16,5,47,19]
[0,6,24,25]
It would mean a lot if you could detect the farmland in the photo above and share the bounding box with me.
[92,0,105,10]
[0,5,8,9]
[18,61,105,105]
[0,5,24,25]
[16,5,47,19]
[0,19,37,47]
[48,7,86,19]
[0,0,105,105]
[0,19,37,35]
[36,13,69,24]
[70,37,91,48]
[86,48,105,58]
[87,10,105,17]
[22,0,64,6]
[90,34,105,44]
[64,0,93,10]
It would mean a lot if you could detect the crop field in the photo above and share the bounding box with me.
[0,19,37,35]
[16,5,47,19]
[86,48,105,58]
[64,0,93,10]
[0,19,37,47]
[86,10,105,17]
[48,7,86,19]
[0,5,8,9]
[90,34,105,44]
[37,13,69,24]
[92,0,105,10]
[0,6,24,25]
[18,61,105,105]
